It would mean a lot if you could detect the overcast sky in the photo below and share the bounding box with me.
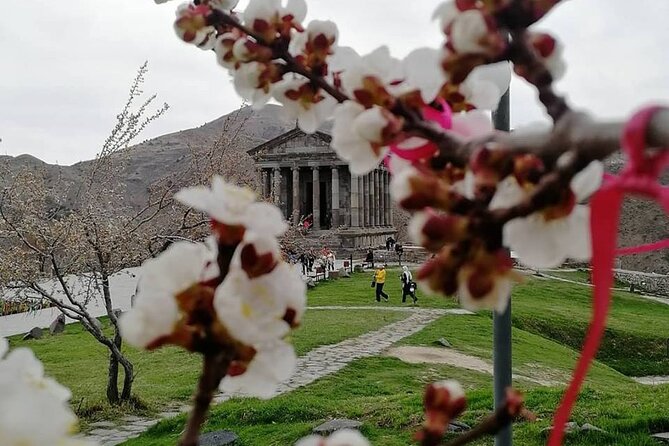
[2,0,668,165]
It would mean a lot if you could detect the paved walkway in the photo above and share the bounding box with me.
[82,306,467,445]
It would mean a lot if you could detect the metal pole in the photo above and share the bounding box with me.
[492,87,512,446]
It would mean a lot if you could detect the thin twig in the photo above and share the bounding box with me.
[178,353,231,446]
[442,406,516,446]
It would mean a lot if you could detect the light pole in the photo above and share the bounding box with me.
[492,87,512,446]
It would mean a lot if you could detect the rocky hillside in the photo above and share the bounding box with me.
[1,105,666,273]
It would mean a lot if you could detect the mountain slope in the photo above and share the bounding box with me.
[1,105,666,273]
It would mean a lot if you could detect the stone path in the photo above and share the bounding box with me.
[82,306,467,445]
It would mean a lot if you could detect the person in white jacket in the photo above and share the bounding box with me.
[400,266,417,304]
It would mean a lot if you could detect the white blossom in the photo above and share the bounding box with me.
[331,102,392,175]
[175,176,288,236]
[208,0,239,12]
[219,340,296,398]
[243,0,307,29]
[173,3,217,50]
[457,267,515,313]
[273,77,338,133]
[0,347,71,403]
[450,10,491,55]
[214,262,306,347]
[120,241,216,348]
[460,62,511,110]
[402,47,448,103]
[491,160,604,269]
[233,62,276,109]
[339,46,404,98]
[0,338,96,446]
[432,379,465,401]
[296,429,371,446]
[289,20,339,57]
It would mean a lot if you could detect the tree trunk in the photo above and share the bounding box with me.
[106,351,120,405]
[118,328,134,401]
[106,326,135,404]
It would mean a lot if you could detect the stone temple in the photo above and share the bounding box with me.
[250,127,396,250]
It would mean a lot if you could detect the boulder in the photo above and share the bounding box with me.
[329,271,340,280]
[313,419,362,436]
[198,430,239,445]
[447,420,470,432]
[435,337,452,348]
[306,278,317,289]
[541,422,580,435]
[49,314,66,335]
[354,265,364,273]
[22,327,43,341]
[580,423,606,433]
[338,267,351,278]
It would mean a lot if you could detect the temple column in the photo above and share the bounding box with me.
[312,166,321,230]
[261,169,269,198]
[363,174,370,227]
[279,168,288,216]
[292,166,300,225]
[373,169,380,226]
[272,167,281,205]
[350,172,360,227]
[387,172,395,226]
[331,166,340,228]
[384,171,391,225]
[379,170,384,226]
[358,175,364,227]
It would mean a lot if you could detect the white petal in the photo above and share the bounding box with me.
[503,216,565,269]
[468,62,511,103]
[285,0,307,23]
[403,47,447,103]
[244,202,288,236]
[433,380,465,401]
[353,107,387,143]
[450,110,493,140]
[295,435,321,446]
[564,205,592,261]
[489,177,525,209]
[432,1,460,30]
[328,46,361,75]
[327,429,372,446]
[219,341,296,398]
[450,10,489,55]
[570,160,603,202]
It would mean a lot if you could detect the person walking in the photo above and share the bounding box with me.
[373,264,389,302]
[365,248,374,269]
[299,252,308,275]
[400,266,417,304]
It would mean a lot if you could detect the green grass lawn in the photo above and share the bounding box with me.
[124,274,669,446]
[511,277,669,376]
[312,271,669,375]
[125,349,669,446]
[7,269,669,444]
[7,308,407,422]
[309,270,460,309]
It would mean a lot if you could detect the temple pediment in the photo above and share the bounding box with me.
[248,128,334,161]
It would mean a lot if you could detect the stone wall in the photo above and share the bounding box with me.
[614,269,669,296]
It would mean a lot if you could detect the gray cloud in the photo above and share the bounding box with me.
[1,0,667,164]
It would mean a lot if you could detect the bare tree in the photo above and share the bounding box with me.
[146,103,260,255]
[0,63,168,405]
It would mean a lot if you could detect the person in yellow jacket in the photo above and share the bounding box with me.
[373,264,390,302]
